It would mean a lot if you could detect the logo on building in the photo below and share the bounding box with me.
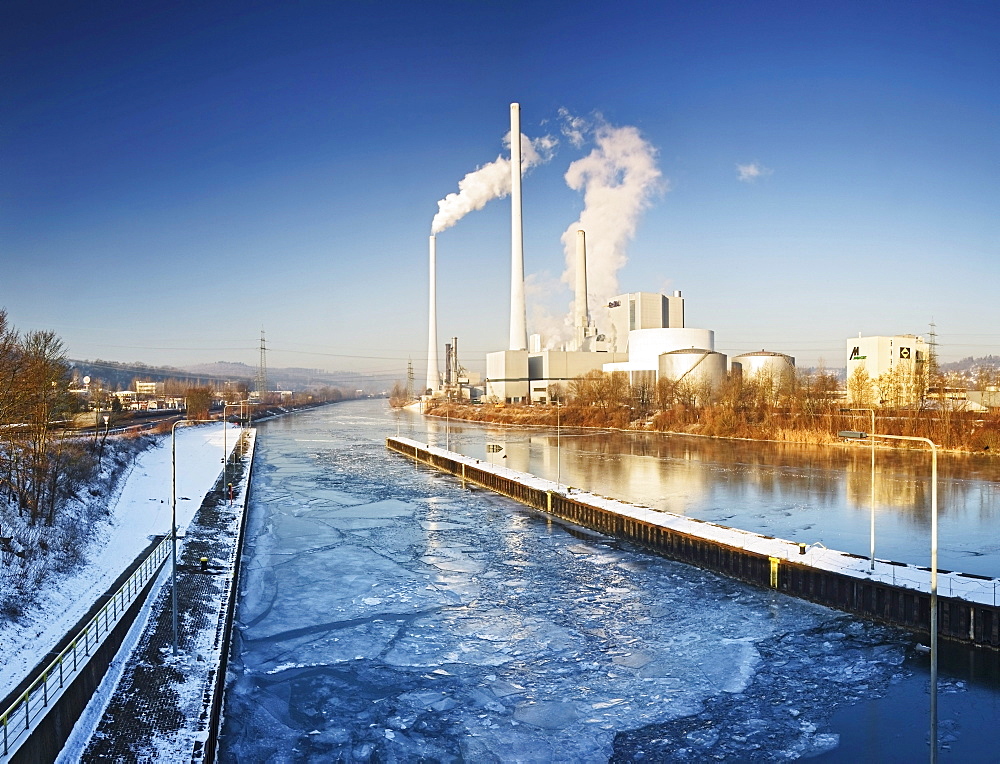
[899,347,911,359]
[849,347,867,361]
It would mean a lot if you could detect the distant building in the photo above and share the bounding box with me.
[846,334,929,406]
[605,291,685,353]
[485,351,530,402]
[527,350,627,403]
[485,349,628,404]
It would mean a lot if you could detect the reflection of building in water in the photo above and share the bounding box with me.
[844,469,921,511]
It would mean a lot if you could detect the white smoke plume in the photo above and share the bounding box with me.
[431,132,557,235]
[559,116,664,310]
[557,107,588,148]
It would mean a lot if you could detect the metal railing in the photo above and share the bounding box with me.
[1,533,172,760]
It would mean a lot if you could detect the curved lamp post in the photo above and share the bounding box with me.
[839,429,939,763]
[222,401,252,495]
[556,399,561,489]
[841,408,877,569]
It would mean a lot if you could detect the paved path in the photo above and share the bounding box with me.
[75,430,255,762]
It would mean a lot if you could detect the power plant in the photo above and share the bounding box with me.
[427,103,797,402]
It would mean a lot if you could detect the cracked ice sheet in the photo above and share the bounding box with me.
[221,404,908,763]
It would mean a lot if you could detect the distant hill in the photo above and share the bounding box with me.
[939,355,1000,373]
[69,358,399,394]
[182,361,384,392]
[69,359,243,391]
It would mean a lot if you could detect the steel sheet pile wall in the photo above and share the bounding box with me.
[387,438,1000,650]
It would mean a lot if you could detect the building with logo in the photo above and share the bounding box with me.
[846,334,929,406]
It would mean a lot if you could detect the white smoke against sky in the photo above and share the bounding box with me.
[558,113,664,311]
[431,132,557,235]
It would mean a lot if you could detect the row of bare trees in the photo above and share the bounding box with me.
[0,310,83,527]
[548,366,998,450]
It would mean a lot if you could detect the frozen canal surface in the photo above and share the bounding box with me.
[220,401,997,762]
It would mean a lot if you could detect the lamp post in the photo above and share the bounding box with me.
[839,429,939,762]
[170,418,218,655]
[99,414,110,464]
[841,408,877,570]
[222,402,250,492]
[556,398,561,489]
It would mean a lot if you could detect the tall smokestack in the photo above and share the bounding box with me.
[426,235,439,392]
[509,103,527,351]
[574,229,589,348]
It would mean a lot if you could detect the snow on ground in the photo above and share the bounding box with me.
[0,422,242,700]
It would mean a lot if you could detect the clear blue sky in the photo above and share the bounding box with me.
[3,0,997,377]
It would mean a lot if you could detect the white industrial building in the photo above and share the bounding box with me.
[846,334,929,406]
[605,291,686,353]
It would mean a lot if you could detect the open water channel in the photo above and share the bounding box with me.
[219,400,1000,762]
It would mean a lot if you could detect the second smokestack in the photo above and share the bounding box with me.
[575,229,589,334]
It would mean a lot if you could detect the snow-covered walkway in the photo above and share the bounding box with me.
[0,422,242,698]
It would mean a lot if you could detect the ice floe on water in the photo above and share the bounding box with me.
[220,406,912,762]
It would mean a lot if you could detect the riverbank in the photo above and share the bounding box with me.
[422,399,1000,455]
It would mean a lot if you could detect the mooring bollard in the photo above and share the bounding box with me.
[798,543,807,555]
[200,557,209,572]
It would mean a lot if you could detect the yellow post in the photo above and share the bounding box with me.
[769,556,780,589]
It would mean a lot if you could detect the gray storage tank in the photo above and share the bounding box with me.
[658,349,728,399]
[732,350,795,390]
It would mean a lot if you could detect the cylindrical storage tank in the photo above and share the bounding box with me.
[732,351,795,390]
[658,349,728,399]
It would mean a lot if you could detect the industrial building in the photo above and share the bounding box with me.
[430,102,802,406]
[605,291,686,353]
[846,334,929,406]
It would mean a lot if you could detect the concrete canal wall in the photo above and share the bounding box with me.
[387,436,1000,651]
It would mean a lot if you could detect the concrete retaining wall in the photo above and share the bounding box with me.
[387,437,1000,650]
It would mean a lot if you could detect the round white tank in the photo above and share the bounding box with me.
[732,351,795,388]
[658,349,728,394]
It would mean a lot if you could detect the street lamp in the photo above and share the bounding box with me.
[556,398,561,489]
[839,429,940,763]
[99,414,110,464]
[170,418,217,655]
[222,402,250,492]
[841,408,877,570]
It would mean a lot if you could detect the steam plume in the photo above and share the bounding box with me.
[559,116,663,308]
[431,132,556,235]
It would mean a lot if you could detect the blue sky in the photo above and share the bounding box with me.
[2,0,997,378]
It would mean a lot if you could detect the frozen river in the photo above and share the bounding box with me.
[219,400,1000,762]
